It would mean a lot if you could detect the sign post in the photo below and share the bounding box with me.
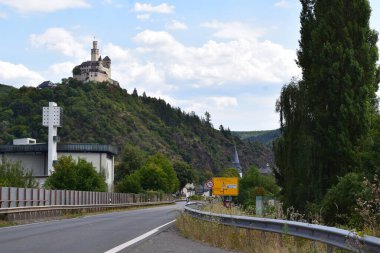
[212,177,239,208]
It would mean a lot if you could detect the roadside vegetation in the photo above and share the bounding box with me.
[177,212,328,253]
[44,156,107,192]
[271,0,380,237]
[0,158,37,188]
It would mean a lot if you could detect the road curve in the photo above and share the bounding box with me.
[0,203,183,253]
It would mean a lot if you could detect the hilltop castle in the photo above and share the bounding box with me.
[72,41,118,85]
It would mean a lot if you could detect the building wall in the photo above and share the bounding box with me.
[58,152,114,192]
[1,152,114,192]
[1,153,46,176]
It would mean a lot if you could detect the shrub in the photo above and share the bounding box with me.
[0,158,38,188]
[45,156,107,192]
[115,172,142,193]
[321,173,364,226]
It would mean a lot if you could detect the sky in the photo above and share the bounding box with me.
[0,0,379,131]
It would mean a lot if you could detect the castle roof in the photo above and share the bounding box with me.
[79,61,100,67]
[103,56,111,61]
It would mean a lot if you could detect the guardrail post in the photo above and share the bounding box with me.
[327,245,334,253]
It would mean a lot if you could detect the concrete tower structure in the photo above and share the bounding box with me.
[42,102,62,175]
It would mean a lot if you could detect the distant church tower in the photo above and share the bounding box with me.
[91,41,100,61]
[232,147,242,177]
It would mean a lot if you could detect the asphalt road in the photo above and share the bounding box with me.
[0,202,233,253]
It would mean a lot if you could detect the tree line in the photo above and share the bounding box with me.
[274,0,380,228]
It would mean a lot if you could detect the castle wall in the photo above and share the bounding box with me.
[73,41,112,84]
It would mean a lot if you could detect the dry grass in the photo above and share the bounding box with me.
[177,203,350,253]
[201,202,247,216]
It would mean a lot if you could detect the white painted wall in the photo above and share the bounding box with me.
[1,152,114,192]
[58,152,114,192]
[1,153,46,176]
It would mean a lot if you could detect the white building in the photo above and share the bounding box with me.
[0,139,117,192]
[73,41,118,85]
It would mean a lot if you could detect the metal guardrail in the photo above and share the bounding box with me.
[0,201,174,214]
[184,203,380,253]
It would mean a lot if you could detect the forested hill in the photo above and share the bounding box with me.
[232,129,281,146]
[0,79,273,176]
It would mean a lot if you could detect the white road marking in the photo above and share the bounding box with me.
[104,219,176,253]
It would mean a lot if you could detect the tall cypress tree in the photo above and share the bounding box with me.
[274,0,379,210]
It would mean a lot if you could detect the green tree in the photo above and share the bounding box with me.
[321,173,364,226]
[0,158,37,188]
[72,66,81,75]
[238,167,280,208]
[115,172,142,193]
[138,162,168,192]
[173,160,195,190]
[145,153,179,193]
[44,156,107,192]
[115,144,146,182]
[220,167,240,178]
[274,0,379,210]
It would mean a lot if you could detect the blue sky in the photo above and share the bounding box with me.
[0,0,379,131]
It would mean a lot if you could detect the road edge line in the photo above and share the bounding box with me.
[104,219,176,253]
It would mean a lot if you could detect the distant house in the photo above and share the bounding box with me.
[38,81,57,89]
[0,138,117,191]
[259,163,273,176]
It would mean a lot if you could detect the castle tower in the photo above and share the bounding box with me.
[232,146,242,177]
[91,41,99,61]
[103,56,111,78]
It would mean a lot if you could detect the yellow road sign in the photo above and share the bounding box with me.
[212,177,239,196]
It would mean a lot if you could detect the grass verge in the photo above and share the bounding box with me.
[176,210,350,253]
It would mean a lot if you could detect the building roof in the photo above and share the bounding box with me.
[0,143,118,155]
[259,163,273,175]
[232,146,242,173]
[38,81,56,89]
[79,61,100,67]
[103,56,111,61]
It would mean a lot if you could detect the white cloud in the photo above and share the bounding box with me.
[168,94,278,130]
[136,14,150,20]
[0,61,45,87]
[47,62,76,78]
[202,20,262,40]
[102,0,124,8]
[133,2,174,14]
[0,0,90,13]
[131,28,299,86]
[0,11,7,18]
[134,30,180,47]
[208,96,238,109]
[274,0,289,8]
[30,28,88,59]
[166,20,188,30]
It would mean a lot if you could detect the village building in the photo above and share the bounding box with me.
[259,163,274,176]
[0,139,117,192]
